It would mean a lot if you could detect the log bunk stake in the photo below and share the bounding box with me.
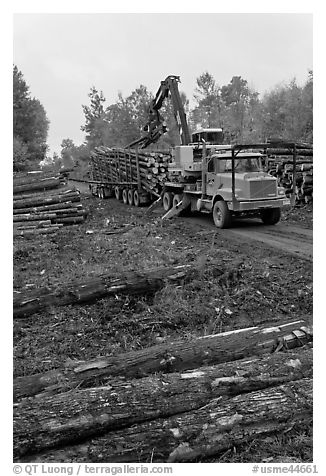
[89,146,171,200]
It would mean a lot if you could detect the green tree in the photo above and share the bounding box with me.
[81,87,107,148]
[60,138,76,168]
[191,72,223,129]
[261,73,313,143]
[103,93,138,147]
[220,76,259,142]
[13,137,28,172]
[301,71,313,142]
[102,86,154,147]
[13,65,49,170]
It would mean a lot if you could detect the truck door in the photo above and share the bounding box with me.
[206,158,219,196]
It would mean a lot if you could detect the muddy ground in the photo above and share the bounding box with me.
[13,183,313,463]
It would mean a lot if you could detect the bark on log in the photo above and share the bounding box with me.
[13,192,80,209]
[52,216,85,224]
[13,320,312,400]
[13,178,61,194]
[13,349,312,459]
[267,148,313,156]
[13,214,58,222]
[13,203,83,215]
[13,172,62,186]
[13,187,78,202]
[13,263,209,319]
[13,226,63,237]
[18,378,312,463]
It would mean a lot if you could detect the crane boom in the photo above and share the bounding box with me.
[127,75,191,149]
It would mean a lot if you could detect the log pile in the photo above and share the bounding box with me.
[13,169,67,194]
[13,170,87,236]
[267,158,313,204]
[13,319,312,400]
[90,146,171,196]
[14,332,312,462]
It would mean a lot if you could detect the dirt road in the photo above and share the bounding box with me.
[70,181,313,262]
[177,214,313,261]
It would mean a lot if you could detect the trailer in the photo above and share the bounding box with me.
[88,146,171,206]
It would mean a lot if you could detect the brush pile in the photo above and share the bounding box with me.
[13,170,87,237]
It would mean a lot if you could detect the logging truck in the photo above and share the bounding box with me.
[89,75,290,227]
[130,75,288,227]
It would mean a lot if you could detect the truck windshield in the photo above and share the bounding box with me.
[219,157,262,173]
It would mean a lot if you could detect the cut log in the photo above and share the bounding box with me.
[13,262,211,319]
[18,378,312,463]
[52,216,84,224]
[13,214,57,222]
[13,187,78,202]
[13,178,61,194]
[13,172,62,186]
[13,193,81,210]
[13,203,83,215]
[13,226,63,237]
[13,320,312,400]
[13,348,312,458]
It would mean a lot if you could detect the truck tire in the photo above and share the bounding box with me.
[133,190,140,207]
[172,194,183,208]
[128,189,134,205]
[162,191,173,211]
[261,208,281,225]
[122,189,128,204]
[115,186,122,201]
[103,187,114,198]
[172,193,191,216]
[212,200,232,228]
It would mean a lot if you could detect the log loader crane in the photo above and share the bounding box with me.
[130,75,289,228]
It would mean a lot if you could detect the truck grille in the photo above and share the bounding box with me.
[249,180,277,199]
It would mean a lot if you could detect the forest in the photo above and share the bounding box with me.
[13,66,313,172]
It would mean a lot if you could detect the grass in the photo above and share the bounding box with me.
[13,190,313,462]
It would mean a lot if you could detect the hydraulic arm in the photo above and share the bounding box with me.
[128,75,191,149]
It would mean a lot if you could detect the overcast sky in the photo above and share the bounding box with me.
[13,13,312,154]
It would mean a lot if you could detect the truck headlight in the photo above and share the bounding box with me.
[277,188,285,196]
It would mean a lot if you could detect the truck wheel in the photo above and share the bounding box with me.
[212,200,232,228]
[162,191,173,211]
[103,187,113,198]
[172,193,191,216]
[261,208,281,225]
[122,188,128,204]
[172,194,183,208]
[133,190,140,207]
[115,186,122,200]
[128,189,134,205]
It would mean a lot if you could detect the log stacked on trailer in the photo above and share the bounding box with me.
[90,146,171,197]
[13,170,87,236]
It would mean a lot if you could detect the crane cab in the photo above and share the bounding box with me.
[191,128,224,145]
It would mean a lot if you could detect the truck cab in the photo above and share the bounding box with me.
[206,151,280,202]
[164,145,288,228]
